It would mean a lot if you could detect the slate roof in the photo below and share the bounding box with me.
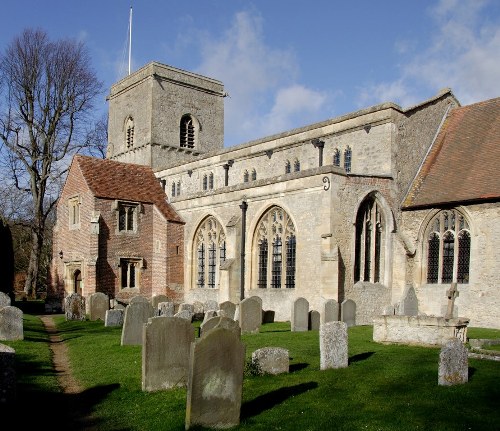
[72,155,184,223]
[403,97,500,209]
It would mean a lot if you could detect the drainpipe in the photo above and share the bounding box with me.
[312,139,325,167]
[239,200,248,300]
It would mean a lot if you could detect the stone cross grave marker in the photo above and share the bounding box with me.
[445,283,459,319]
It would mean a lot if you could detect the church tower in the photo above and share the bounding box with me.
[106,61,225,170]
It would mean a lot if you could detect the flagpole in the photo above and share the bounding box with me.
[128,6,132,75]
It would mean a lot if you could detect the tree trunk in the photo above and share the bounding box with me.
[24,228,43,298]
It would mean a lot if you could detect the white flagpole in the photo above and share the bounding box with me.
[128,6,132,75]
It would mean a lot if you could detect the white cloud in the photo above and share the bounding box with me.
[358,0,500,108]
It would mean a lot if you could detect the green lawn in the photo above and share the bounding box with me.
[2,315,499,431]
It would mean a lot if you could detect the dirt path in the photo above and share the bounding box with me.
[39,314,84,394]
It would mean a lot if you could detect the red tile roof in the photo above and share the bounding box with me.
[403,97,500,209]
[73,155,184,223]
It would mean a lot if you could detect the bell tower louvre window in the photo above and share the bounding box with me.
[180,115,195,148]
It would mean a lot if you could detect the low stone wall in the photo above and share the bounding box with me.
[373,315,469,346]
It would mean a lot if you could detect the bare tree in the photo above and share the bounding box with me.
[0,28,103,297]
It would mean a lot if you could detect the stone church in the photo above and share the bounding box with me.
[50,61,500,329]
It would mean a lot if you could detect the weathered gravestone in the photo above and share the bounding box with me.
[130,295,150,304]
[174,309,193,322]
[158,301,175,317]
[0,343,16,404]
[142,316,195,391]
[438,337,468,386]
[398,285,418,316]
[252,347,289,375]
[105,309,124,327]
[341,299,356,327]
[322,299,339,324]
[0,292,11,307]
[219,301,236,320]
[202,310,218,324]
[121,301,155,346]
[320,321,348,370]
[87,292,109,321]
[185,327,245,430]
[65,293,86,321]
[291,297,309,332]
[200,316,241,338]
[151,294,169,315]
[309,310,320,330]
[0,306,23,341]
[239,296,261,334]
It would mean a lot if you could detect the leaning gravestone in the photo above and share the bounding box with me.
[322,299,339,323]
[87,292,109,321]
[105,309,124,327]
[291,297,309,332]
[252,347,289,375]
[185,327,245,430]
[65,293,86,321]
[142,316,194,391]
[200,316,241,338]
[341,299,356,327]
[121,301,155,346]
[0,292,11,307]
[438,337,468,386]
[320,321,348,370]
[0,343,16,404]
[398,285,418,316]
[219,301,236,319]
[0,306,23,341]
[239,297,261,334]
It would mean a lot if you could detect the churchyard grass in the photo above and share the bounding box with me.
[4,315,500,431]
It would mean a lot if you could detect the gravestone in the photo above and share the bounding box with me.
[219,301,236,319]
[341,299,356,327]
[158,301,175,317]
[121,301,155,346]
[291,297,309,332]
[179,303,194,313]
[130,295,149,304]
[0,292,11,307]
[151,294,169,315]
[309,310,320,330]
[262,310,275,323]
[398,285,418,316]
[200,316,241,338]
[192,301,205,321]
[0,306,23,341]
[65,293,86,321]
[204,300,218,312]
[445,283,459,319]
[185,327,245,430]
[322,299,339,324]
[239,297,261,334]
[320,321,348,370]
[252,347,289,375]
[0,343,16,404]
[438,337,468,386]
[202,310,218,324]
[174,309,193,322]
[142,316,194,391]
[87,292,109,321]
[105,309,124,327]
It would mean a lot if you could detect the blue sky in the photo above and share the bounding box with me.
[2,0,500,147]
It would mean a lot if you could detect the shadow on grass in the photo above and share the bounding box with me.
[468,367,477,380]
[0,382,122,431]
[241,381,318,419]
[348,351,374,364]
[289,362,309,373]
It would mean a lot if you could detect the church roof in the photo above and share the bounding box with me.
[72,155,184,223]
[402,96,500,209]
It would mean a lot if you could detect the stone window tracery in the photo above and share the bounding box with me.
[333,149,341,167]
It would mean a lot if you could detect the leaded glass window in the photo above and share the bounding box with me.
[333,149,341,167]
[344,147,352,173]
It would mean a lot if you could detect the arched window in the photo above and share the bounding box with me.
[425,210,470,284]
[254,206,296,289]
[251,169,257,181]
[344,147,352,173]
[294,159,301,172]
[285,160,291,174]
[180,115,195,148]
[125,117,134,148]
[243,170,249,183]
[177,181,181,196]
[73,270,82,295]
[209,173,214,189]
[333,149,341,167]
[171,182,176,197]
[202,174,208,191]
[354,196,385,283]
[194,216,227,288]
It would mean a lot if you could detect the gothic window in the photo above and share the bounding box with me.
[68,196,81,229]
[243,170,249,183]
[344,147,352,173]
[251,169,257,181]
[285,160,291,174]
[425,210,470,284]
[354,196,385,283]
[254,206,296,289]
[180,115,195,148]
[177,181,181,196]
[294,159,301,172]
[194,216,227,288]
[125,117,134,148]
[171,182,176,197]
[333,149,341,167]
[209,173,214,189]
[203,174,208,191]
[120,258,141,289]
[118,202,137,232]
